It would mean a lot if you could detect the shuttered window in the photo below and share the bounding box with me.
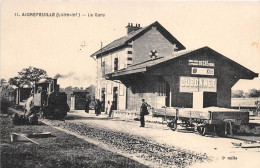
[102,61,105,78]
[114,58,118,71]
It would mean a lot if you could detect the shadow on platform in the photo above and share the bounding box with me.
[65,114,125,121]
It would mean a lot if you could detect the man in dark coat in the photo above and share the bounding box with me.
[94,99,98,115]
[96,99,101,116]
[140,99,150,127]
[85,99,90,113]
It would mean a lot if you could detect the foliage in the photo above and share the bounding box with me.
[232,89,260,98]
[246,89,260,98]
[8,66,48,87]
[0,97,11,114]
[1,67,48,103]
[60,85,95,107]
[1,79,7,86]
[0,78,15,98]
[231,90,244,98]
[85,85,95,100]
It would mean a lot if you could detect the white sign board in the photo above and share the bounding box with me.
[188,60,215,67]
[180,76,217,93]
[191,67,214,76]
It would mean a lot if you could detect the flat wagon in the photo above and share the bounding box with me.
[152,107,249,136]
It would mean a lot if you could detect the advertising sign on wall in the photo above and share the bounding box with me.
[180,76,217,93]
[188,60,215,67]
[191,67,214,76]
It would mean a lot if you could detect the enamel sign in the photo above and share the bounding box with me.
[180,76,217,93]
[188,60,215,67]
[191,67,214,76]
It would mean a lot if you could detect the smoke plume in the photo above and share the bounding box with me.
[54,72,75,79]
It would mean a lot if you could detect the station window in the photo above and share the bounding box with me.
[157,82,166,96]
[102,61,105,78]
[127,51,132,54]
[127,57,132,60]
[114,58,118,71]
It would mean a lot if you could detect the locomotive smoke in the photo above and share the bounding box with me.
[54,72,76,79]
[53,72,95,85]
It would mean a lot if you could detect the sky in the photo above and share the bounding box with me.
[1,0,260,91]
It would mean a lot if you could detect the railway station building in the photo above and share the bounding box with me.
[90,21,258,111]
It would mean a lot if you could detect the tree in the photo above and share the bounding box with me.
[0,78,15,97]
[86,85,95,100]
[0,78,6,86]
[9,66,48,87]
[231,90,244,98]
[248,89,260,98]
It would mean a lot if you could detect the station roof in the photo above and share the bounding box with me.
[106,46,258,80]
[90,21,186,58]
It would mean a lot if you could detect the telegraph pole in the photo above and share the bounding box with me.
[100,42,103,66]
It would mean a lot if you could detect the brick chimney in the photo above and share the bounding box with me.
[126,23,141,35]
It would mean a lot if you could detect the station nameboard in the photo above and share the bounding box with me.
[191,67,214,76]
[189,60,215,67]
[180,76,217,93]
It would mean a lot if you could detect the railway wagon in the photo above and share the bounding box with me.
[152,107,249,136]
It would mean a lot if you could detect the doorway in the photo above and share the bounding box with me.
[113,87,118,110]
[165,83,170,107]
[203,92,217,107]
[101,88,106,112]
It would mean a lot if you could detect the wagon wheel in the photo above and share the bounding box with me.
[197,125,208,136]
[39,108,44,118]
[167,120,177,131]
[201,125,208,136]
[215,125,225,136]
[172,120,177,131]
[194,124,198,132]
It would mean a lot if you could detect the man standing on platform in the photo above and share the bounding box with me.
[140,99,150,127]
[85,99,90,113]
[108,101,114,117]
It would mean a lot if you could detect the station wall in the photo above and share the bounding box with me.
[132,27,177,64]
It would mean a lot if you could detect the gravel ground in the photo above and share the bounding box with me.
[44,118,210,168]
[53,110,260,168]
[0,112,150,168]
[7,108,260,168]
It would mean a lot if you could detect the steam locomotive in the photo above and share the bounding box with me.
[24,78,70,119]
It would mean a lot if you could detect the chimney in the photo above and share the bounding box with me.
[126,23,142,35]
[53,79,57,92]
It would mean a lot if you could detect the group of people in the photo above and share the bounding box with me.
[94,99,102,116]
[85,99,114,117]
[84,98,151,127]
